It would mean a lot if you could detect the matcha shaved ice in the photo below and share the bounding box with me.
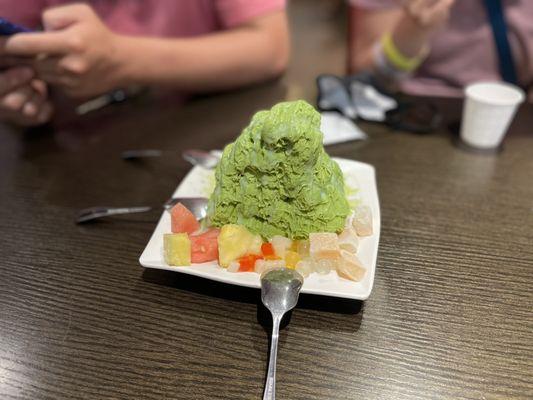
[207,100,350,239]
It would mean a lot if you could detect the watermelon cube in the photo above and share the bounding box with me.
[171,203,200,234]
[190,228,220,263]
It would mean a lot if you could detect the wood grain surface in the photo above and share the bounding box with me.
[1,1,532,399]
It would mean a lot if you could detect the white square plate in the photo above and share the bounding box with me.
[139,157,380,300]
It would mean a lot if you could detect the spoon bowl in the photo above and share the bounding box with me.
[261,268,304,313]
[182,149,220,169]
[120,149,220,170]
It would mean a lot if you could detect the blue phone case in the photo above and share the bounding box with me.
[0,18,32,35]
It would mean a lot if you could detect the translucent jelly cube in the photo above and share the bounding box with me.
[309,232,340,260]
[337,250,366,281]
[227,261,240,273]
[338,227,359,254]
[314,258,337,275]
[255,259,286,275]
[295,260,313,278]
[296,239,310,258]
[352,205,373,237]
[270,235,292,258]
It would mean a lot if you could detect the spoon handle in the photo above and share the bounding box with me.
[263,313,282,400]
[76,206,152,223]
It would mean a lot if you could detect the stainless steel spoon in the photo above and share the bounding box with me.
[182,149,220,169]
[121,149,163,160]
[121,148,220,169]
[261,268,304,400]
[75,197,208,224]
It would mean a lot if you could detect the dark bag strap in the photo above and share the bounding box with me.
[483,0,518,85]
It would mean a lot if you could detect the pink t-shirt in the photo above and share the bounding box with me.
[0,0,285,37]
[351,0,533,97]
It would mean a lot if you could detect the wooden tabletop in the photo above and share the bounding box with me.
[1,2,532,399]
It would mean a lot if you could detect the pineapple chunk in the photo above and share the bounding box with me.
[218,224,262,267]
[309,232,340,260]
[164,233,191,266]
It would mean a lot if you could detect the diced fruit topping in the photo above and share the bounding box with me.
[255,259,286,275]
[337,250,366,281]
[261,242,275,257]
[218,224,262,267]
[315,258,337,274]
[164,206,371,281]
[295,260,313,278]
[284,250,300,269]
[190,228,219,263]
[248,235,263,255]
[352,205,373,237]
[338,227,359,254]
[164,233,191,266]
[296,240,310,258]
[270,235,292,258]
[309,232,340,260]
[171,203,200,234]
[238,254,263,272]
[227,261,240,273]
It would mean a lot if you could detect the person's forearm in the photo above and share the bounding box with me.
[113,19,288,92]
[390,15,432,59]
[351,14,431,74]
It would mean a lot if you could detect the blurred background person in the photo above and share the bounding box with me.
[0,0,289,126]
[348,0,533,98]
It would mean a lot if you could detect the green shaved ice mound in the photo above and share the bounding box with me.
[207,100,350,240]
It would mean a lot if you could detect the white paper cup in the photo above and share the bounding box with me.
[460,82,525,149]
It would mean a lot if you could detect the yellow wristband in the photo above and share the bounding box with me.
[381,32,426,72]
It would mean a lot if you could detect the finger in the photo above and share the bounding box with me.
[34,54,86,76]
[1,86,33,112]
[22,96,41,117]
[22,88,48,117]
[0,56,34,69]
[5,31,76,57]
[30,79,48,97]
[30,56,73,86]
[42,3,94,31]
[22,80,49,117]
[37,70,76,88]
[36,101,53,123]
[0,67,34,96]
[33,55,65,75]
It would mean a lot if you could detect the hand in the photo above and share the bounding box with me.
[0,67,53,126]
[5,4,125,98]
[403,0,455,35]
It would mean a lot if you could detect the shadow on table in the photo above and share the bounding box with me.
[142,268,364,333]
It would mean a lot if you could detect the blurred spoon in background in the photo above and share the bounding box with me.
[121,148,220,169]
[75,196,208,224]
